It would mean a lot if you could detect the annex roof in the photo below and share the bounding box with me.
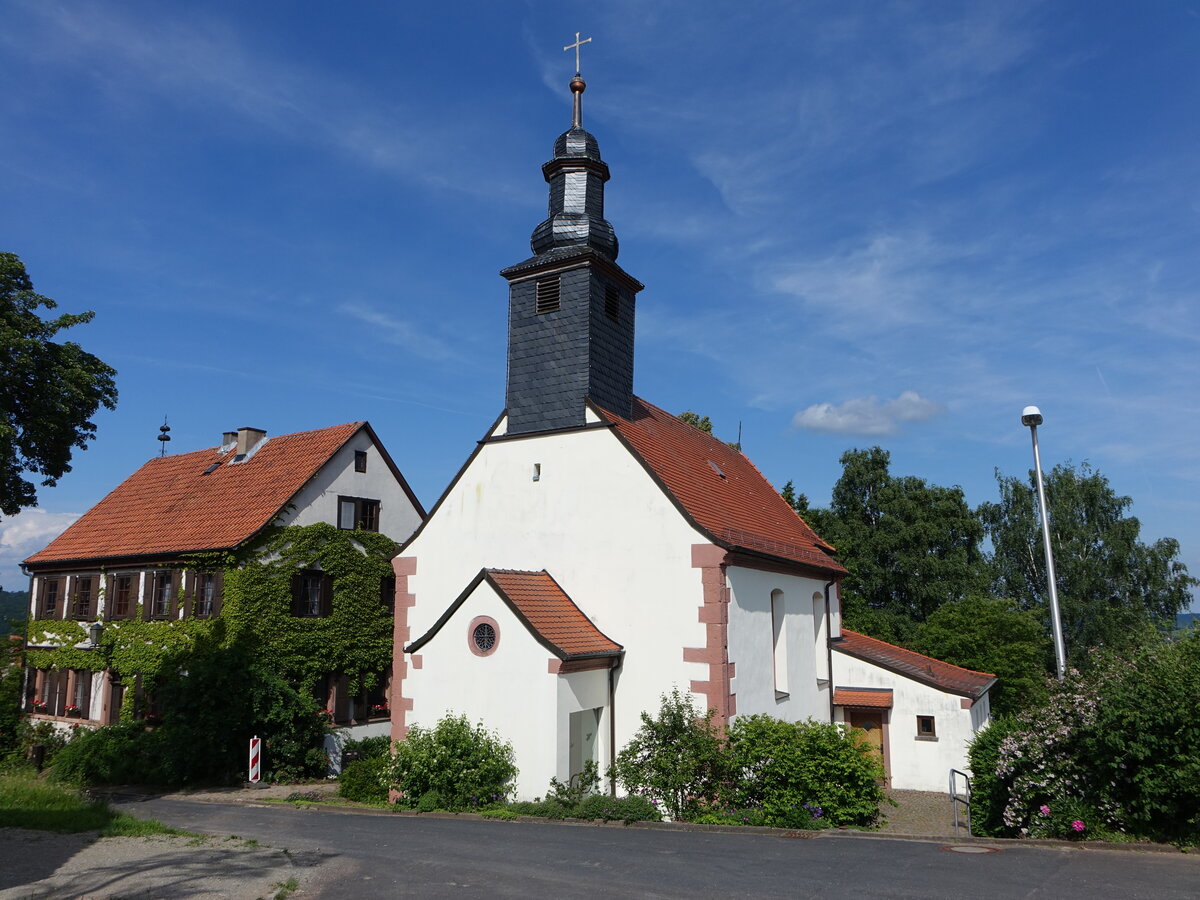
[407,568,622,661]
[832,688,894,709]
[834,630,996,699]
[25,422,373,567]
[594,396,845,575]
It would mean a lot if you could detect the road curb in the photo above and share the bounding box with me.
[163,789,1194,854]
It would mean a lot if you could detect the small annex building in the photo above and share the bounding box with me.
[832,630,995,793]
[23,422,424,745]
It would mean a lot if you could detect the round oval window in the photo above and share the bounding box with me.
[472,622,496,652]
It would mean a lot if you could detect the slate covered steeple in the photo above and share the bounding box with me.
[500,67,644,435]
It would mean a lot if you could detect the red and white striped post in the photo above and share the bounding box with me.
[248,735,261,783]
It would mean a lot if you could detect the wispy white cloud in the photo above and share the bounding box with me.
[337,303,459,363]
[793,391,944,436]
[0,510,81,587]
[7,1,524,203]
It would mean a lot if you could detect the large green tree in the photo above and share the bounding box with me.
[910,595,1048,716]
[806,447,986,643]
[978,462,1195,664]
[0,252,117,517]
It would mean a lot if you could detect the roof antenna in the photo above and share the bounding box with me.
[157,416,172,457]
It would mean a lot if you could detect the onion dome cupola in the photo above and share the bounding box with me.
[500,51,644,436]
[529,76,619,259]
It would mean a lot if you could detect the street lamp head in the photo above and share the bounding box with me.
[1021,405,1043,428]
[87,621,104,647]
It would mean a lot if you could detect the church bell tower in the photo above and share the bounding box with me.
[500,60,644,435]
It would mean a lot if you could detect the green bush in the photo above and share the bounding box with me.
[610,688,727,820]
[546,759,600,807]
[47,647,332,787]
[965,716,1018,837]
[576,793,661,823]
[691,807,770,827]
[11,718,71,770]
[388,714,517,810]
[342,735,391,761]
[724,715,884,828]
[978,631,1200,845]
[50,722,153,786]
[338,756,389,803]
[506,799,571,819]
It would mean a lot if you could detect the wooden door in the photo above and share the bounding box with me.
[847,709,886,780]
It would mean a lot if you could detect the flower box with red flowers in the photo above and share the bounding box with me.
[65,705,82,717]
[370,704,390,718]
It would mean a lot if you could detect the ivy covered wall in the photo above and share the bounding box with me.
[26,522,398,700]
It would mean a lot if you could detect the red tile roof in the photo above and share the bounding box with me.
[485,569,622,659]
[406,568,622,661]
[834,630,996,698]
[25,423,366,566]
[833,688,893,709]
[596,397,844,575]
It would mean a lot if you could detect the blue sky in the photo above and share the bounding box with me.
[2,1,1197,611]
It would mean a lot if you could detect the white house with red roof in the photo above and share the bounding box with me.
[23,422,424,735]
[388,73,993,800]
[832,631,995,792]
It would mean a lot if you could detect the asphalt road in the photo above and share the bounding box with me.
[113,795,1200,899]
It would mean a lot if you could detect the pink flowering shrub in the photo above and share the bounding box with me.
[969,631,1200,845]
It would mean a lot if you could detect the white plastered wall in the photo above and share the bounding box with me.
[403,578,560,799]
[832,649,990,793]
[281,431,423,545]
[725,566,832,723]
[399,425,712,793]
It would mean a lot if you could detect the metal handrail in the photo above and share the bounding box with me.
[949,768,972,836]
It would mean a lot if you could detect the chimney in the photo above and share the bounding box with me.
[221,431,237,451]
[236,427,267,457]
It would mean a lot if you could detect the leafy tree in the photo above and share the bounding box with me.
[911,595,1049,716]
[610,687,727,820]
[780,480,810,515]
[678,411,713,434]
[0,253,118,517]
[978,462,1195,663]
[807,447,986,643]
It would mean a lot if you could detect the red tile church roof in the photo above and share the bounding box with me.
[406,568,622,661]
[486,569,622,659]
[834,630,996,698]
[597,397,845,575]
[25,423,368,567]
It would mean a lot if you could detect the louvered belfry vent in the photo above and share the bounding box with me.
[604,283,620,322]
[535,277,561,314]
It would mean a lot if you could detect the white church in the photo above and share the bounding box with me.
[388,68,992,799]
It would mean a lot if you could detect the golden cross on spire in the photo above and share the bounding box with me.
[564,31,591,75]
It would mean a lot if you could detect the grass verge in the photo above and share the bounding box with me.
[0,771,192,837]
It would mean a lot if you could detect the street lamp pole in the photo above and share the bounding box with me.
[1022,406,1067,680]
